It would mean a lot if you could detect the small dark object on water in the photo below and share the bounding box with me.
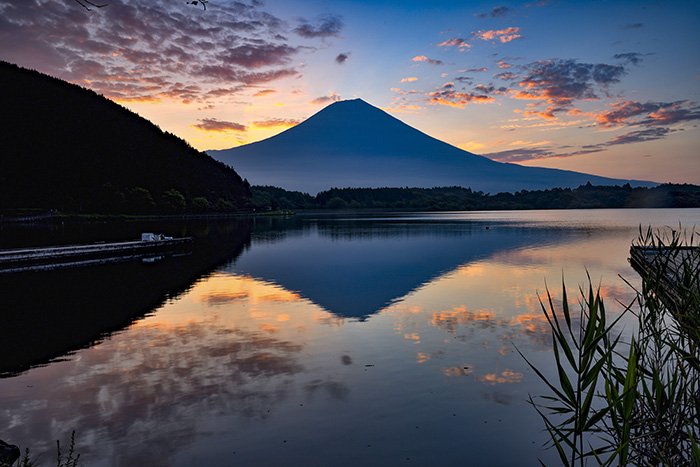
[364,364,374,367]
[0,439,20,465]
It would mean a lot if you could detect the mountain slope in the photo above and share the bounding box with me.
[0,61,250,214]
[209,98,656,194]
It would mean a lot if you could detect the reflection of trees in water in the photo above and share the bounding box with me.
[0,219,252,376]
[2,321,304,467]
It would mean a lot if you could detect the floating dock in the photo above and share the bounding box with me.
[0,236,192,273]
[629,245,700,312]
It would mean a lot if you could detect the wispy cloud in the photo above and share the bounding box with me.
[294,14,343,38]
[412,55,444,65]
[310,93,341,105]
[400,76,418,83]
[193,118,247,132]
[622,23,644,29]
[478,6,511,18]
[613,52,647,66]
[252,118,301,128]
[253,89,277,97]
[437,38,471,50]
[473,27,522,44]
[604,127,672,145]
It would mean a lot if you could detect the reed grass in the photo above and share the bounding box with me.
[1,432,79,467]
[521,227,700,466]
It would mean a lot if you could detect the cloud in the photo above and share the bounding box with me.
[335,52,349,64]
[473,27,522,44]
[494,71,517,81]
[427,82,494,108]
[400,76,418,83]
[473,84,508,95]
[497,60,512,69]
[412,55,443,65]
[215,43,299,69]
[253,89,277,97]
[0,0,307,104]
[462,67,488,73]
[437,38,471,50]
[595,100,700,127]
[604,127,671,145]
[478,6,511,18]
[294,14,343,38]
[310,93,341,105]
[613,52,646,66]
[512,59,627,117]
[484,147,557,162]
[622,23,644,29]
[486,126,678,163]
[193,118,247,132]
[252,118,301,128]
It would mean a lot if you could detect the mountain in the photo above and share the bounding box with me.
[0,61,250,214]
[209,98,655,194]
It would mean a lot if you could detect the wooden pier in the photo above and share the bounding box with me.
[629,245,700,312]
[0,236,192,273]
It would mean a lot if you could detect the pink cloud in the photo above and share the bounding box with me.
[473,27,522,43]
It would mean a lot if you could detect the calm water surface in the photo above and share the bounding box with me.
[1,209,699,466]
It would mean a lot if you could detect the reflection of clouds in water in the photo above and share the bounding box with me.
[432,306,500,333]
[442,366,473,377]
[197,274,304,307]
[478,370,523,385]
[403,332,421,343]
[202,291,248,305]
[2,321,305,467]
[441,366,522,385]
[305,379,350,401]
[482,391,515,406]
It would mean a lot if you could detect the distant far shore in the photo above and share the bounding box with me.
[3,183,700,222]
[251,183,700,212]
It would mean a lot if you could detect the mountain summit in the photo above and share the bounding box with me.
[209,99,655,194]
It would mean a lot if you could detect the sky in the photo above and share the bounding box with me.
[1,0,699,184]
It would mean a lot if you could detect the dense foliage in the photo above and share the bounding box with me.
[0,61,251,215]
[252,183,700,211]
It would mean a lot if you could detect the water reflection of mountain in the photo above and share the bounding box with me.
[0,219,251,376]
[227,217,581,319]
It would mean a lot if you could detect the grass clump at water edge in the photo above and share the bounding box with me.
[520,227,700,466]
[1,431,80,467]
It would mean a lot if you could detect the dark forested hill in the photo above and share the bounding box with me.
[0,61,250,215]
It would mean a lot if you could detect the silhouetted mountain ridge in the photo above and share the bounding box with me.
[0,61,250,214]
[209,98,656,194]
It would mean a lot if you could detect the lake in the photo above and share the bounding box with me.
[1,209,699,466]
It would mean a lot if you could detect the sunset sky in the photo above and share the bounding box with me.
[1,0,698,184]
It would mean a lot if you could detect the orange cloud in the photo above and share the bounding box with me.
[253,89,277,97]
[400,76,418,83]
[252,118,301,128]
